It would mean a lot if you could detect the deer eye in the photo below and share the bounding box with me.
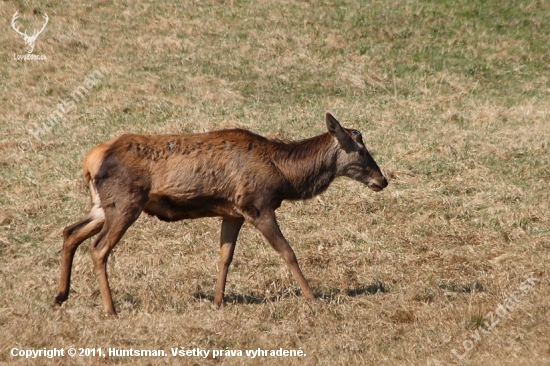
[351,130,361,137]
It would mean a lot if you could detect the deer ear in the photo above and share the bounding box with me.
[326,112,351,147]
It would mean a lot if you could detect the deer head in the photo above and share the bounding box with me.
[326,112,388,192]
[11,11,49,54]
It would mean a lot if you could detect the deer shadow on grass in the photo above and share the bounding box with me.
[192,280,388,305]
[192,289,301,305]
[316,280,388,301]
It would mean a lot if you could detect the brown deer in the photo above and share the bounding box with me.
[53,112,388,315]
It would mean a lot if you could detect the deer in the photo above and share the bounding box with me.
[53,112,388,315]
[11,11,49,54]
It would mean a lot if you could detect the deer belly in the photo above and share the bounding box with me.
[143,196,241,221]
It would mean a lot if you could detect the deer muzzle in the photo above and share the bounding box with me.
[367,175,388,192]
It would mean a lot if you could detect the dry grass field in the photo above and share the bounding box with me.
[1,0,549,364]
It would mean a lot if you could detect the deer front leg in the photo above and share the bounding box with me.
[249,211,315,300]
[213,217,244,307]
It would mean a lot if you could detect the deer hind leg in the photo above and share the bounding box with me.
[89,201,143,316]
[213,217,244,307]
[249,211,315,300]
[54,184,105,307]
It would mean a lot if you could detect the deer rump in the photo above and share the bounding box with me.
[54,112,388,315]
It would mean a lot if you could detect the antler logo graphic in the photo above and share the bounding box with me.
[11,11,49,54]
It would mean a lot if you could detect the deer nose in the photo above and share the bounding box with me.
[380,176,388,188]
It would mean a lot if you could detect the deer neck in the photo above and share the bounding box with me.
[271,133,338,200]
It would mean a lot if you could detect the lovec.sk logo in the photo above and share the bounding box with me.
[11,11,48,61]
